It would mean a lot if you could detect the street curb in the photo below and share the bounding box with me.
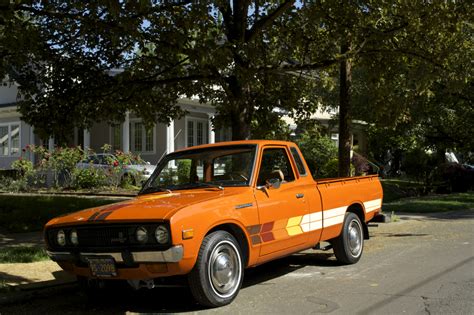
[0,280,77,306]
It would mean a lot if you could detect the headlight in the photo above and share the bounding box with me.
[70,229,78,245]
[136,226,148,243]
[57,230,66,246]
[155,226,169,244]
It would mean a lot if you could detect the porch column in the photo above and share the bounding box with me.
[83,129,91,151]
[48,137,54,151]
[29,126,35,164]
[207,113,215,144]
[166,120,175,154]
[122,111,130,153]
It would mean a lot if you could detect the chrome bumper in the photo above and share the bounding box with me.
[46,245,183,263]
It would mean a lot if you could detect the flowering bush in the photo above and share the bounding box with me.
[28,145,86,187]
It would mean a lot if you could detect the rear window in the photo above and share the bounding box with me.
[290,147,307,176]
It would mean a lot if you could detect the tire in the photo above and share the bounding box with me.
[332,212,364,264]
[188,231,244,307]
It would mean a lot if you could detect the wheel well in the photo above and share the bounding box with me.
[207,224,250,267]
[347,203,369,240]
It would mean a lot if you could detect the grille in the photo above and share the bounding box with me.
[46,223,170,251]
[77,226,131,247]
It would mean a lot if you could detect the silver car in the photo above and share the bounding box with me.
[76,153,156,185]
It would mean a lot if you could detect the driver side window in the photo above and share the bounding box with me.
[257,148,295,186]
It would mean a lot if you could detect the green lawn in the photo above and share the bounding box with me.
[0,246,49,263]
[383,192,474,213]
[0,194,126,233]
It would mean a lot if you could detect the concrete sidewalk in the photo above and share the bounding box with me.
[0,231,76,293]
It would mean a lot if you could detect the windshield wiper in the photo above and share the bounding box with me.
[139,186,172,195]
[192,182,224,191]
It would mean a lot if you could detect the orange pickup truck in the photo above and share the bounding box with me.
[45,140,383,307]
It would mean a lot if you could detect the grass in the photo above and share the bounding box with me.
[0,195,126,233]
[0,246,49,263]
[383,192,474,213]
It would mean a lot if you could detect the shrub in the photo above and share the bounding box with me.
[401,148,436,184]
[72,167,107,189]
[296,133,338,177]
[11,158,34,177]
[437,163,474,193]
[177,160,191,183]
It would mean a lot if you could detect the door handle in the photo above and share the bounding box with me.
[296,193,304,199]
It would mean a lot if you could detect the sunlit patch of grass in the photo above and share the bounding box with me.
[383,192,474,213]
[0,246,49,263]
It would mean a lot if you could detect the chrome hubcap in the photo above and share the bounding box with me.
[348,220,362,257]
[209,241,241,297]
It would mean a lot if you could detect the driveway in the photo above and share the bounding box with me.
[1,211,473,314]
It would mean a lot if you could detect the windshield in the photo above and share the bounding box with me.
[140,145,257,194]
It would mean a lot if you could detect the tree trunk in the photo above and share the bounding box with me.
[231,106,252,140]
[338,41,353,177]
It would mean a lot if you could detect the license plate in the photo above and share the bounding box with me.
[87,257,117,277]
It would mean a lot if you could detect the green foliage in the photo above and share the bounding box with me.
[295,128,338,177]
[320,158,339,179]
[0,177,28,193]
[401,148,437,185]
[11,158,34,176]
[72,168,107,189]
[177,160,191,184]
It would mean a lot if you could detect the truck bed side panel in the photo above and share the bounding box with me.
[317,175,383,241]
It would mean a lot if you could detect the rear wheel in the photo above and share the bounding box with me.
[188,231,243,307]
[332,212,364,264]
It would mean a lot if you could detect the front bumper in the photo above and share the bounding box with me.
[47,245,183,263]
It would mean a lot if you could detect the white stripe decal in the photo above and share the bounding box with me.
[303,198,382,230]
[324,215,344,227]
[324,206,347,219]
[364,198,382,210]
[301,211,323,232]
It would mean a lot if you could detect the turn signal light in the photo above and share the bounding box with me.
[182,229,194,240]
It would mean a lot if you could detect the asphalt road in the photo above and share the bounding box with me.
[1,211,473,314]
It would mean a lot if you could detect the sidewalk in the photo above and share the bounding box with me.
[0,231,76,292]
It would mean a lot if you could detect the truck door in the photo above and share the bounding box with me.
[253,146,310,257]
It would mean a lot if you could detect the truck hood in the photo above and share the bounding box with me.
[46,189,242,227]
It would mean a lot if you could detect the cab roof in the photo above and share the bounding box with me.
[173,140,297,153]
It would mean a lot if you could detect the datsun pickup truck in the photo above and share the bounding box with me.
[45,140,383,307]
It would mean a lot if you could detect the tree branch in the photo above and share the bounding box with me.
[246,0,293,42]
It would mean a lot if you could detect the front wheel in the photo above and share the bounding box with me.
[332,212,364,264]
[188,231,243,307]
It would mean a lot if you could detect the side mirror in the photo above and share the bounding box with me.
[267,178,281,189]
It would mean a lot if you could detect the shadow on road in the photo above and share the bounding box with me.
[68,251,338,313]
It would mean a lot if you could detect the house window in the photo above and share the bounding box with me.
[186,118,209,147]
[130,120,155,153]
[0,123,20,156]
